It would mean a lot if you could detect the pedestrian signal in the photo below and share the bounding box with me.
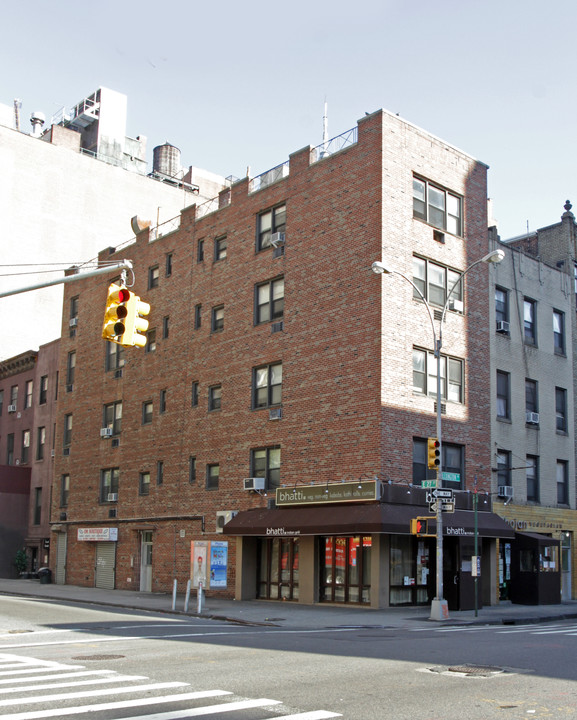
[410,517,431,536]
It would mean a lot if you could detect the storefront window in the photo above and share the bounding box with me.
[390,535,432,606]
[321,536,371,604]
[540,546,558,572]
[257,538,299,600]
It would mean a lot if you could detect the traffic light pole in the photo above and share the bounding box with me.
[0,260,133,299]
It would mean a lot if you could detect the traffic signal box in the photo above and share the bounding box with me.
[102,283,150,347]
[410,517,435,536]
[427,437,441,469]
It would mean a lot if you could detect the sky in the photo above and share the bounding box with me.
[3,0,576,241]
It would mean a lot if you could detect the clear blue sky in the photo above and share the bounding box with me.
[3,0,576,240]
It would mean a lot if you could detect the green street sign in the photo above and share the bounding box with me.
[442,472,461,483]
[422,480,437,488]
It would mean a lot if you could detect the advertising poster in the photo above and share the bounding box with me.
[191,541,208,589]
[210,541,228,588]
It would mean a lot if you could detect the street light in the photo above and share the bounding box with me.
[372,248,504,621]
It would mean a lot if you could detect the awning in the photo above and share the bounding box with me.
[223,504,515,539]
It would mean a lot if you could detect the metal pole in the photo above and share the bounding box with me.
[474,482,479,617]
[184,579,191,613]
[171,579,177,611]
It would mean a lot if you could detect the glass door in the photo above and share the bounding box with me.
[257,538,299,600]
[321,536,371,604]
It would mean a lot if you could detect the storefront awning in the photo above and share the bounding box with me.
[223,504,515,539]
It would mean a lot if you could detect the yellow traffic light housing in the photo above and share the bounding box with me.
[102,283,131,344]
[410,517,434,536]
[102,283,150,347]
[427,437,441,470]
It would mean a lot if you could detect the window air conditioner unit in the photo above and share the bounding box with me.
[69,317,78,327]
[107,493,118,502]
[448,298,463,313]
[498,486,514,499]
[243,477,266,491]
[216,510,238,533]
[496,320,510,334]
[7,405,16,413]
[526,412,540,425]
[269,407,283,420]
[270,232,285,247]
[100,427,113,438]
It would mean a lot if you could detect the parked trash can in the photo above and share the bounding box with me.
[38,568,52,584]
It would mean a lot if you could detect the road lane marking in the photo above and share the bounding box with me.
[0,673,148,694]
[0,670,116,685]
[275,713,342,719]
[113,698,283,719]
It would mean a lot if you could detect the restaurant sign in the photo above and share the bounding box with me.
[78,527,118,542]
[276,480,378,507]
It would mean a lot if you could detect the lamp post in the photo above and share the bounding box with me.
[371,248,504,621]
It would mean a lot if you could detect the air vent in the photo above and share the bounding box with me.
[59,512,67,521]
[271,321,284,333]
[114,368,123,379]
[111,437,120,448]
[108,508,117,518]
[272,245,285,259]
[66,384,73,393]
[63,447,71,456]
[269,407,282,420]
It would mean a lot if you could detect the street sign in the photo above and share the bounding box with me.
[422,480,437,488]
[442,472,461,483]
[429,500,455,513]
[426,489,454,502]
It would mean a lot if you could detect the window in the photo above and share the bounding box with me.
[100,467,119,503]
[526,455,539,502]
[139,471,151,496]
[497,450,511,488]
[214,235,227,261]
[157,461,164,486]
[556,387,568,433]
[145,329,156,353]
[191,381,199,407]
[33,488,42,525]
[148,265,159,289]
[251,446,281,490]
[556,460,568,504]
[105,342,125,372]
[103,401,122,435]
[21,430,30,464]
[60,474,70,507]
[206,463,220,490]
[25,380,33,409]
[66,351,76,390]
[142,401,153,424]
[412,438,437,486]
[495,286,509,326]
[553,310,565,354]
[256,277,285,324]
[165,253,173,277]
[189,456,196,484]
[412,257,463,309]
[162,316,169,339]
[524,298,537,345]
[36,427,46,460]
[413,176,463,236]
[63,414,73,448]
[257,204,286,251]
[197,238,205,262]
[6,434,14,465]
[194,304,202,329]
[208,385,222,411]
[496,371,510,420]
[10,385,18,408]
[442,444,464,489]
[211,305,224,333]
[253,362,282,408]
[525,379,538,415]
[159,389,167,414]
[412,348,463,403]
[70,296,79,336]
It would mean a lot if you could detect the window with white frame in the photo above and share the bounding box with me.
[412,256,463,309]
[412,177,463,236]
[412,348,463,403]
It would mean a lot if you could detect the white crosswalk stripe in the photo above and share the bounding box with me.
[412,622,577,637]
[0,653,342,720]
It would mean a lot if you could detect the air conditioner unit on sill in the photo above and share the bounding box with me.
[498,486,514,499]
[243,477,265,491]
[100,427,113,438]
[496,320,510,334]
[107,492,118,502]
[526,412,540,425]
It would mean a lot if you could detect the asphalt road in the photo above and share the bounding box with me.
[0,595,576,720]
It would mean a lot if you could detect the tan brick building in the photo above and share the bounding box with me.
[50,110,513,608]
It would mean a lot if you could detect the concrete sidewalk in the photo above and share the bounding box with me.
[1,578,577,629]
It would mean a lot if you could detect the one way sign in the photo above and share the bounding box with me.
[426,489,454,502]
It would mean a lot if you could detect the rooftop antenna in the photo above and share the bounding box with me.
[13,99,22,131]
[321,98,328,158]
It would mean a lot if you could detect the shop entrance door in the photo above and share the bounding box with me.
[257,537,299,600]
[561,532,572,601]
[321,536,371,604]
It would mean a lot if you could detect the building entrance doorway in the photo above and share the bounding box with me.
[257,537,299,600]
[140,531,153,592]
[561,532,572,601]
[321,536,371,604]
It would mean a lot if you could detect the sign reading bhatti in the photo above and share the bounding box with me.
[276,480,379,507]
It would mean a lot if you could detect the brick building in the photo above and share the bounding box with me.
[50,109,513,608]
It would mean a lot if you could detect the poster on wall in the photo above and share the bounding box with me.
[210,541,228,588]
[191,541,208,589]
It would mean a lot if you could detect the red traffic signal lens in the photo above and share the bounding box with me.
[118,288,131,303]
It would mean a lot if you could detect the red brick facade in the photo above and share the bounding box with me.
[51,110,492,599]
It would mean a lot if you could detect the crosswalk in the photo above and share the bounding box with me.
[412,622,577,637]
[0,653,341,720]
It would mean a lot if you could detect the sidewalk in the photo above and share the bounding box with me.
[1,578,577,629]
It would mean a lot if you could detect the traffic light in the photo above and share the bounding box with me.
[410,517,430,536]
[102,283,131,344]
[122,292,150,347]
[427,437,441,469]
